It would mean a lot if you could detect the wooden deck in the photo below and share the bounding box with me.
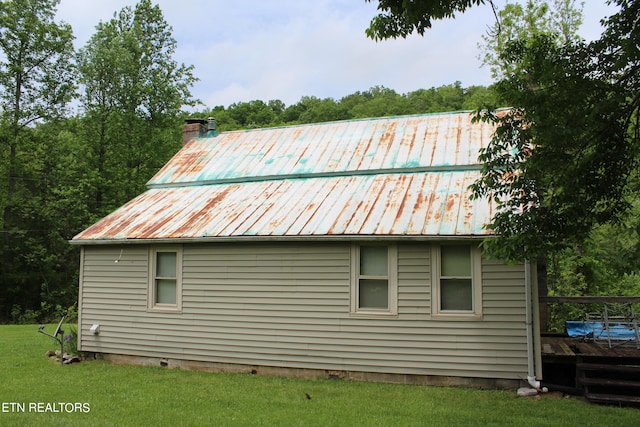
[542,335,579,358]
[542,335,640,359]
[541,335,640,406]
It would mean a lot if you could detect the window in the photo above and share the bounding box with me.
[432,244,481,317]
[149,246,182,311]
[351,244,397,315]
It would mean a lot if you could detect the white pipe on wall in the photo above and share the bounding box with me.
[524,260,546,391]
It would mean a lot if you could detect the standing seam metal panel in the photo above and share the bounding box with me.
[73,171,494,241]
[146,112,493,187]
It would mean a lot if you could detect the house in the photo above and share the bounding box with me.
[71,111,542,389]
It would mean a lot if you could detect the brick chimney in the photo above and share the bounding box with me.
[182,118,207,146]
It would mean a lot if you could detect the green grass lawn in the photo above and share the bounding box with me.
[1,324,639,426]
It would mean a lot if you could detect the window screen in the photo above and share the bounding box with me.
[358,246,388,310]
[155,251,177,305]
[440,245,472,311]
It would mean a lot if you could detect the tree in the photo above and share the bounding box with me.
[0,0,76,321]
[227,100,277,128]
[470,0,639,261]
[365,0,488,40]
[77,0,197,215]
[478,0,584,79]
[196,83,497,132]
[284,96,349,124]
[348,86,409,118]
[367,0,639,263]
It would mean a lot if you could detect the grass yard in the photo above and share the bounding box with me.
[1,324,639,426]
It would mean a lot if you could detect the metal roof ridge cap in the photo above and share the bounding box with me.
[146,164,485,189]
[193,109,484,136]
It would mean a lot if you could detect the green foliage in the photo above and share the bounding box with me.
[63,324,79,356]
[544,200,640,330]
[0,0,77,322]
[196,82,497,131]
[0,121,89,323]
[478,0,584,79]
[10,300,75,324]
[10,305,40,324]
[76,0,197,215]
[0,0,198,322]
[0,0,76,125]
[471,0,639,262]
[365,0,486,41]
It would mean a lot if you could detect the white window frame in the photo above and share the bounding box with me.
[431,243,482,319]
[350,243,398,316]
[148,246,183,312]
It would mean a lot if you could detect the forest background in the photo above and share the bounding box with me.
[1,0,638,329]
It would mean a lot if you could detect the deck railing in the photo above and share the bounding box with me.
[540,296,640,304]
[540,296,640,348]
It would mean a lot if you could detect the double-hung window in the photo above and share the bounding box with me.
[149,246,182,311]
[432,244,481,317]
[351,244,397,315]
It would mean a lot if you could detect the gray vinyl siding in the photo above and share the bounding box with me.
[79,241,528,380]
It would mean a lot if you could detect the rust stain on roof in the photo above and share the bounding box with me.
[73,111,499,243]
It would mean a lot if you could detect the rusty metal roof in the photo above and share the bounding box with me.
[72,111,498,243]
[148,112,491,187]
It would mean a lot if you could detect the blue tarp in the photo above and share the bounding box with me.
[565,320,638,340]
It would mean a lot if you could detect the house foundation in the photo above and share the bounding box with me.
[99,353,523,390]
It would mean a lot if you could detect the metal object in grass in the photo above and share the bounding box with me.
[38,316,65,365]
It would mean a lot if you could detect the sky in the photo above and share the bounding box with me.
[55,0,617,110]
